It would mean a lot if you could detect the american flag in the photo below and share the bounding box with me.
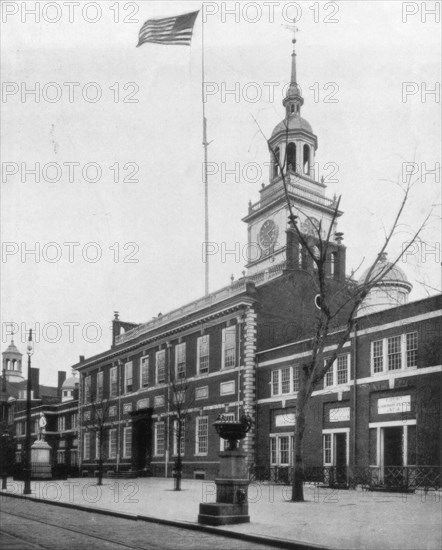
[137,10,199,47]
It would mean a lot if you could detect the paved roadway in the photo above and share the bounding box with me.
[0,496,276,550]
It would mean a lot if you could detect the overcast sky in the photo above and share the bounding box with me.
[1,1,440,385]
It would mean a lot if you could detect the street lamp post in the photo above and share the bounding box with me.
[23,329,34,495]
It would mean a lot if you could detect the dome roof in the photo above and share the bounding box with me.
[3,339,21,356]
[62,376,79,389]
[359,254,412,289]
[272,115,313,137]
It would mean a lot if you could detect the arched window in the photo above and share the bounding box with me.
[303,144,310,174]
[286,142,296,172]
[5,359,10,370]
[273,147,280,179]
[290,104,295,114]
[12,359,17,371]
[330,252,337,276]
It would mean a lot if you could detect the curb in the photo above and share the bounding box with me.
[1,490,335,550]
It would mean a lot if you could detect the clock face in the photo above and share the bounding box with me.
[259,219,278,248]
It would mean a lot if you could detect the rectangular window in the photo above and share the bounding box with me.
[110,366,118,397]
[140,356,149,388]
[325,364,334,387]
[323,434,332,465]
[56,450,66,464]
[196,416,208,455]
[197,335,210,374]
[271,369,279,396]
[58,416,66,432]
[324,355,350,387]
[70,450,78,467]
[270,437,277,465]
[337,355,348,385]
[84,375,91,403]
[279,436,290,465]
[173,419,185,456]
[281,367,291,394]
[156,350,166,384]
[123,427,132,458]
[406,332,418,368]
[222,326,236,369]
[293,365,299,392]
[387,336,402,370]
[175,342,186,379]
[97,371,103,401]
[124,361,133,393]
[71,413,78,429]
[155,422,165,456]
[109,429,117,459]
[372,340,384,373]
[84,432,91,460]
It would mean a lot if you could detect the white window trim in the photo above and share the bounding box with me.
[195,416,209,456]
[175,342,186,379]
[140,356,149,388]
[123,426,132,459]
[322,428,350,467]
[110,366,118,397]
[156,350,166,385]
[324,354,351,388]
[84,432,91,460]
[269,434,294,466]
[154,422,165,456]
[109,428,117,459]
[371,332,418,376]
[197,335,210,375]
[221,326,236,370]
[124,361,133,393]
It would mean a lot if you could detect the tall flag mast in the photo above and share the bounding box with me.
[137,8,210,296]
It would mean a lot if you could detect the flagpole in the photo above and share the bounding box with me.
[201,8,209,297]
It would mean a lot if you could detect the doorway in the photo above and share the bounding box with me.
[382,426,404,488]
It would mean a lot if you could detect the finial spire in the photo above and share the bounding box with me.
[282,21,303,116]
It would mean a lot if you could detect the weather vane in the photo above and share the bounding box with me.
[283,19,300,45]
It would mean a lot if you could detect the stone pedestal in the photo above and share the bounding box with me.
[198,451,250,525]
[31,440,52,479]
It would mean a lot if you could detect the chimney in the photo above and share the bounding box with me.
[58,371,66,400]
[112,311,120,348]
[30,367,39,399]
[79,355,85,363]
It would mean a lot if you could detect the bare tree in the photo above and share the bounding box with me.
[167,363,195,491]
[85,380,114,486]
[254,118,430,501]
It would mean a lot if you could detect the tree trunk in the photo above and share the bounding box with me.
[291,403,306,501]
[174,422,182,491]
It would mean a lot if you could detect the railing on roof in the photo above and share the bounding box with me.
[115,261,288,346]
[249,177,336,214]
[115,279,250,345]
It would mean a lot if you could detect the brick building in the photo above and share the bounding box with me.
[49,33,442,486]
[1,339,79,477]
[255,294,441,489]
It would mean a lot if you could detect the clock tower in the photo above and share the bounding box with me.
[243,31,343,277]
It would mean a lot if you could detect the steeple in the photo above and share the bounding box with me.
[282,23,304,118]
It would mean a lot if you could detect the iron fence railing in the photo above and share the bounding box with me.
[249,465,441,492]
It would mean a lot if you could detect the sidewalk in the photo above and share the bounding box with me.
[1,477,440,550]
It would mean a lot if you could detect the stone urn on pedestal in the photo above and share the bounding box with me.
[198,412,252,525]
